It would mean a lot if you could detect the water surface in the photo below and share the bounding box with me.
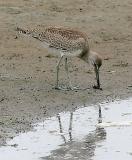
[0,98,132,160]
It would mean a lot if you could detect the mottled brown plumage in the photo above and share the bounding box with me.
[17,26,102,90]
[17,26,89,54]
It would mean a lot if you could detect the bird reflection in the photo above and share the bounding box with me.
[68,112,73,141]
[57,114,67,143]
[57,112,73,143]
[98,105,102,123]
[44,106,106,160]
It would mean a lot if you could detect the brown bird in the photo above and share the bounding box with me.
[16,26,102,90]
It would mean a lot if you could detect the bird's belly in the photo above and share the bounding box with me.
[40,42,83,57]
[64,49,82,57]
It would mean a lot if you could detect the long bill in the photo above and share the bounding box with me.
[94,65,101,89]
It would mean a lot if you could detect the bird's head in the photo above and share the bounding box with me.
[89,51,102,69]
[89,51,102,89]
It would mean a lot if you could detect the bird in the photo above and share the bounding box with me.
[16,26,102,90]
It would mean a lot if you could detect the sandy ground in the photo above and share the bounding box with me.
[0,0,132,145]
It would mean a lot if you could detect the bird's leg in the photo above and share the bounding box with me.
[93,65,102,90]
[65,58,73,89]
[55,55,64,90]
[65,58,79,90]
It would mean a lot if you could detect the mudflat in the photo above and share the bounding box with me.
[0,0,132,145]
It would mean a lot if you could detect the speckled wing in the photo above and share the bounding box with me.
[35,27,88,52]
[17,26,89,55]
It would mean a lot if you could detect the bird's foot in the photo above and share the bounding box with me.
[67,85,90,91]
[54,85,90,91]
[67,85,80,91]
[93,85,102,90]
[54,85,70,91]
[54,85,81,91]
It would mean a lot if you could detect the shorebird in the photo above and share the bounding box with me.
[16,26,102,90]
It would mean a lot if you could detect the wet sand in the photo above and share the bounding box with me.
[0,0,132,146]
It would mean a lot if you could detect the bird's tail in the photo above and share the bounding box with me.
[16,27,32,35]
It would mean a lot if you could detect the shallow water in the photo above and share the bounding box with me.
[0,98,132,160]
